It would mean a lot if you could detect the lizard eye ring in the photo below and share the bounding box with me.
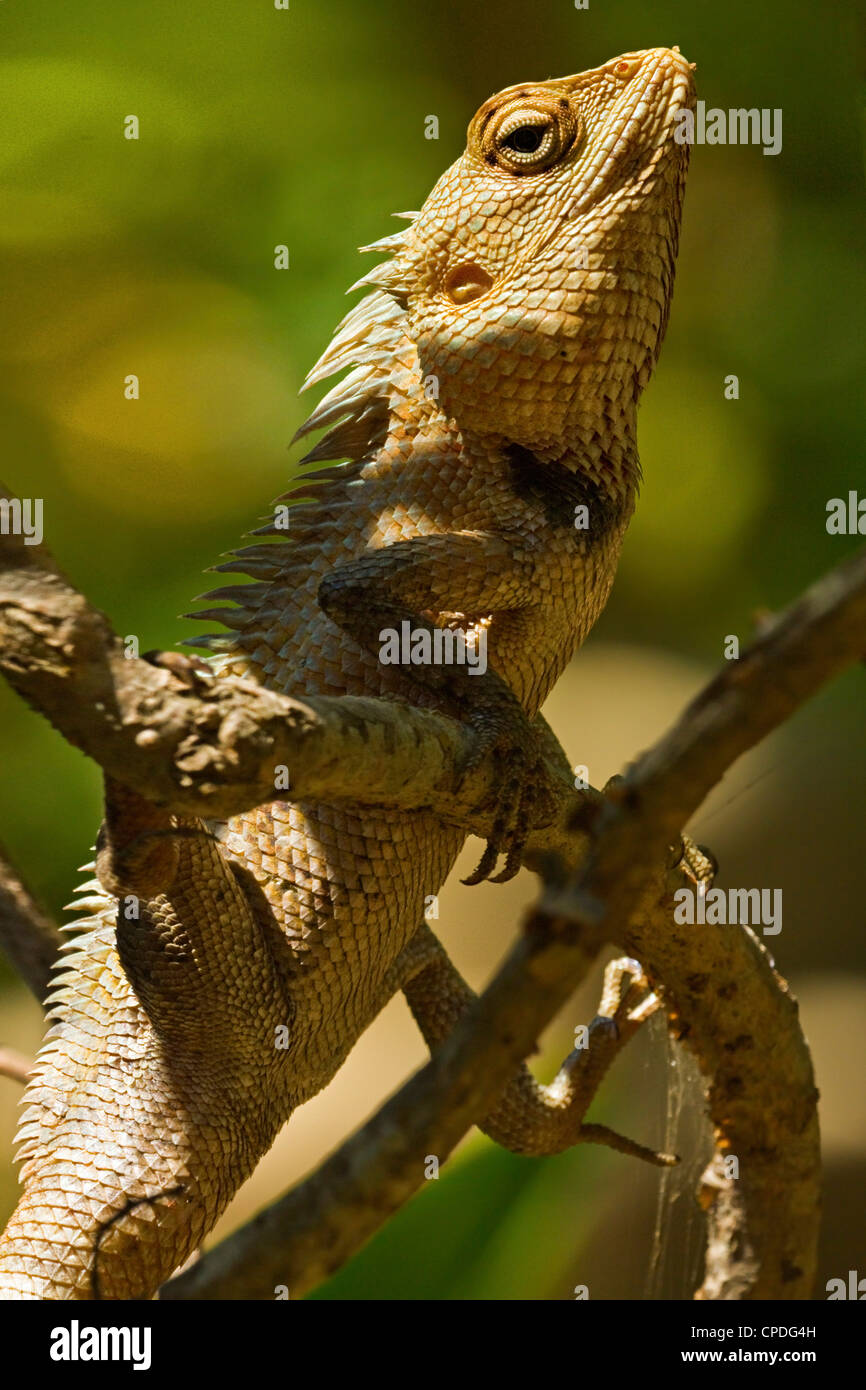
[484,95,581,174]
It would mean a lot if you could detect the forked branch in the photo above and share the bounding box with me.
[165,547,864,1300]
[2,489,864,1300]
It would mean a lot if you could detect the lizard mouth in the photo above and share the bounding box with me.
[517,47,695,261]
[554,47,696,217]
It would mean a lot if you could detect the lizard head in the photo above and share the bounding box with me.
[298,49,695,493]
[396,47,695,471]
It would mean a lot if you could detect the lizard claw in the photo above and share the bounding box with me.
[461,724,557,885]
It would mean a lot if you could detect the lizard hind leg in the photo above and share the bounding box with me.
[397,926,676,1165]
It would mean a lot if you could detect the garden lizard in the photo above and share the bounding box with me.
[0,47,695,1298]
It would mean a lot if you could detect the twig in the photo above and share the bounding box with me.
[0,843,63,1002]
[0,1046,34,1086]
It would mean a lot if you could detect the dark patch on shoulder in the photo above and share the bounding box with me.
[505,443,626,540]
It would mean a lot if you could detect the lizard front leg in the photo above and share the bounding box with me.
[391,924,674,1166]
[318,530,557,884]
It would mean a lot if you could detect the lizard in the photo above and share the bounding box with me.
[0,46,695,1299]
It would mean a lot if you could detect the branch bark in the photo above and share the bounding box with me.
[3,488,864,1302]
[163,888,610,1300]
[0,842,63,1002]
[164,548,865,1301]
[0,498,502,826]
[0,1046,34,1086]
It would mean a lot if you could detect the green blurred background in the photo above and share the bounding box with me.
[1,0,864,1299]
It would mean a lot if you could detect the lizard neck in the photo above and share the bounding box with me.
[461,398,640,507]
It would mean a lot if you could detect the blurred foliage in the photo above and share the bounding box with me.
[311,1139,608,1302]
[0,0,864,1299]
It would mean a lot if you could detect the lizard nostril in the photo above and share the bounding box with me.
[612,58,642,80]
[443,262,494,305]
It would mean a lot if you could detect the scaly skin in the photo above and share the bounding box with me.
[0,48,694,1298]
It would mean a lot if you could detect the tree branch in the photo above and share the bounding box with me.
[0,842,63,1002]
[0,1046,34,1086]
[163,548,865,1301]
[162,896,610,1300]
[3,489,863,1300]
[0,491,538,830]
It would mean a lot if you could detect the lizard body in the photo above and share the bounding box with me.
[0,48,694,1298]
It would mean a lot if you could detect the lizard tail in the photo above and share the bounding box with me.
[0,860,292,1299]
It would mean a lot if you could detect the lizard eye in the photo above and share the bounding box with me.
[482,96,581,174]
[502,123,546,155]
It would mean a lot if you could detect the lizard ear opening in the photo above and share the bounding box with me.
[443,263,494,305]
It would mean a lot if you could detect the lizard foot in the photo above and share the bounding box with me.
[458,714,557,886]
[576,956,678,1166]
[452,952,678,1163]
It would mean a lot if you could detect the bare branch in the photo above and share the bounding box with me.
[513,557,866,1298]
[625,881,815,1300]
[0,842,63,1002]
[162,901,609,1300]
[0,491,522,828]
[0,1046,34,1086]
[164,549,865,1301]
[5,488,863,1301]
[613,544,866,849]
[545,548,865,1296]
